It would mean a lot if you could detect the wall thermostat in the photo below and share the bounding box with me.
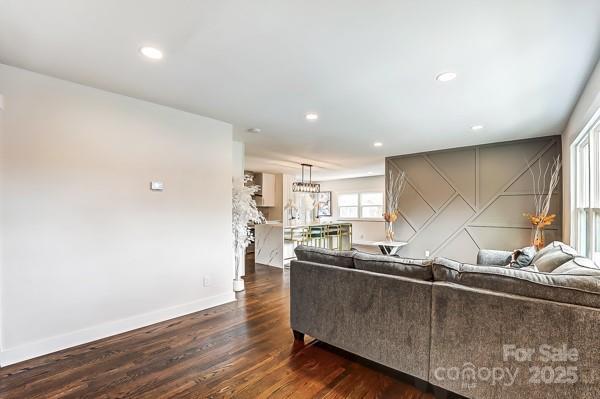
[150,181,164,191]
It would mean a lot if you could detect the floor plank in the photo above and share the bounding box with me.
[0,265,441,398]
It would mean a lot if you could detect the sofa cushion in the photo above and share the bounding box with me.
[294,245,356,268]
[477,249,512,266]
[552,257,600,275]
[531,241,578,272]
[354,252,433,281]
[433,257,600,308]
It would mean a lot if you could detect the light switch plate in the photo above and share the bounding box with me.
[150,181,164,191]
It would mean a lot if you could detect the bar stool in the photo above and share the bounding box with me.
[339,223,352,250]
[309,225,325,247]
[323,224,339,249]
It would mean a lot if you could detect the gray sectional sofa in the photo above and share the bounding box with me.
[290,242,600,399]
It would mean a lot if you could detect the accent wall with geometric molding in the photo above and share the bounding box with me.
[385,136,562,263]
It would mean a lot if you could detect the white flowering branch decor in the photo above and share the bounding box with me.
[232,175,264,291]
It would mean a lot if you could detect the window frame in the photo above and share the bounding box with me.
[571,108,600,263]
[337,191,384,221]
[359,192,384,219]
[337,193,359,219]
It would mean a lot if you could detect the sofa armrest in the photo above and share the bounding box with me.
[290,259,432,380]
[477,249,512,266]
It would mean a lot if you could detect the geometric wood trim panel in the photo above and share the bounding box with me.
[386,136,562,263]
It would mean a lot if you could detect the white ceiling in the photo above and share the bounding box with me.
[1,0,599,180]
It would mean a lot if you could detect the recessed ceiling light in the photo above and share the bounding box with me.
[436,72,457,82]
[471,125,484,131]
[139,46,163,60]
[247,128,262,134]
[373,142,383,147]
[305,112,319,121]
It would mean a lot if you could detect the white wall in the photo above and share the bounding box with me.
[0,93,5,352]
[317,176,386,242]
[232,141,245,178]
[0,64,235,365]
[562,60,600,244]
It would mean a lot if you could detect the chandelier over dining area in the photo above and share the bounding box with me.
[292,163,320,193]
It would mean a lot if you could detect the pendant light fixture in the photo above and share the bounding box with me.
[292,163,320,193]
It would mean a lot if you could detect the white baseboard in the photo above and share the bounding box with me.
[0,291,236,367]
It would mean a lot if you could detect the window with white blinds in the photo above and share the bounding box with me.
[572,113,600,263]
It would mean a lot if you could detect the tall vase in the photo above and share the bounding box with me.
[531,225,545,250]
[385,222,395,242]
[233,246,245,292]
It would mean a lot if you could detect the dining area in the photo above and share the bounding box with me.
[255,221,408,268]
[255,222,353,268]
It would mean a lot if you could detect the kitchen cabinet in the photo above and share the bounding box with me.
[254,173,275,207]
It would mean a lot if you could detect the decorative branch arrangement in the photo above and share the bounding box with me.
[384,166,407,241]
[524,155,561,249]
[232,175,265,290]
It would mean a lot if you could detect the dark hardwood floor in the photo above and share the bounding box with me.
[0,264,438,398]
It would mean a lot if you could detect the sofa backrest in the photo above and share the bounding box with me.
[293,245,433,281]
[354,251,433,281]
[433,255,600,308]
[294,245,356,268]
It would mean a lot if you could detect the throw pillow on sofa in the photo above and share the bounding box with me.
[477,249,512,265]
[510,246,536,268]
[552,256,600,274]
[531,241,578,272]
